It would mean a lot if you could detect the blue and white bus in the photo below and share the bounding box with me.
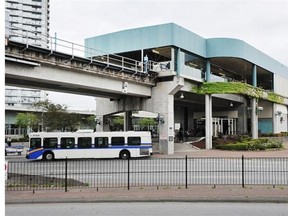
[26,130,153,160]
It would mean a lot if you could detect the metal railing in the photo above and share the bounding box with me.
[5,26,160,75]
[5,156,288,191]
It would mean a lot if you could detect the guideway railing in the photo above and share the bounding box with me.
[5,156,288,192]
[5,26,159,75]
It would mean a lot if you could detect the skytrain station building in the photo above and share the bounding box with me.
[85,23,288,154]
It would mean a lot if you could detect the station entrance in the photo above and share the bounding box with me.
[195,117,237,137]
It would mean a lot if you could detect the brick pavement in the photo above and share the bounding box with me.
[5,185,288,204]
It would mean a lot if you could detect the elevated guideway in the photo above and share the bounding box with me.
[5,34,158,99]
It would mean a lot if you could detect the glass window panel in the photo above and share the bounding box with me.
[78,137,92,148]
[43,138,57,148]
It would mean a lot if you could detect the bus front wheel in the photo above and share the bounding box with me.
[43,151,54,161]
[119,150,130,160]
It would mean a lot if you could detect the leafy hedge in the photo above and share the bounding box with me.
[191,82,285,104]
[260,132,288,137]
[216,138,283,151]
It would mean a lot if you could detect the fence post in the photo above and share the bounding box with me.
[65,157,68,192]
[185,155,188,189]
[127,157,130,190]
[241,155,245,188]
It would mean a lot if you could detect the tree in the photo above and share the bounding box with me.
[32,100,81,132]
[15,113,39,135]
[138,118,157,127]
[82,115,97,129]
[110,116,124,131]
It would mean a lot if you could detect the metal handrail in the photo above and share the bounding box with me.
[5,26,151,75]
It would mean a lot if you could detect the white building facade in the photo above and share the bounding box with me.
[5,0,50,137]
[5,87,48,137]
[5,0,50,48]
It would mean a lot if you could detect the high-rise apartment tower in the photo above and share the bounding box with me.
[5,0,50,48]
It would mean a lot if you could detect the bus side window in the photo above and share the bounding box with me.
[61,137,75,149]
[95,137,108,148]
[30,138,41,149]
[111,137,125,146]
[43,138,58,149]
[78,137,92,148]
[128,137,141,146]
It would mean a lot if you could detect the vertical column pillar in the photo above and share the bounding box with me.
[206,59,211,82]
[251,98,258,139]
[176,48,182,76]
[170,48,175,71]
[252,65,257,87]
[141,49,144,72]
[205,94,212,149]
[158,95,175,154]
[231,119,234,135]
[272,103,277,134]
[205,59,212,149]
[251,64,258,139]
[238,102,247,135]
[95,115,104,132]
[124,111,133,131]
[142,75,184,154]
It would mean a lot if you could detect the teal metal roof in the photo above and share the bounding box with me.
[206,38,288,78]
[85,23,288,79]
[85,23,206,57]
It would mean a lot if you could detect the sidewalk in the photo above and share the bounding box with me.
[5,141,288,204]
[5,185,288,204]
[153,141,288,158]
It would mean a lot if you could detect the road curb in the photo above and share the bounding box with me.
[6,197,288,205]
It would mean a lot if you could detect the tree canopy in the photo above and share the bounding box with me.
[15,113,39,135]
[32,100,83,132]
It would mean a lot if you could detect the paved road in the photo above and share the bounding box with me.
[5,202,288,216]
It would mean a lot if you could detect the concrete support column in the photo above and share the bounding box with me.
[95,115,104,132]
[124,111,133,131]
[273,103,278,134]
[205,94,213,149]
[251,98,258,139]
[158,95,175,154]
[251,64,258,139]
[170,48,175,71]
[142,76,184,154]
[176,48,183,75]
[205,59,212,149]
[238,102,247,134]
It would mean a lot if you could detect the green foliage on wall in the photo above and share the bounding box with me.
[192,82,285,104]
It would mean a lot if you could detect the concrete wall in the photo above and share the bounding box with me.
[274,74,288,98]
[273,104,288,133]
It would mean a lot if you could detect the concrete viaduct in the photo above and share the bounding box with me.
[5,40,199,154]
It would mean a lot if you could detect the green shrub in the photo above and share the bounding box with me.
[217,138,283,151]
[238,135,251,142]
[266,139,283,149]
[219,143,249,151]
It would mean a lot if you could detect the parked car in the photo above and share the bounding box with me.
[5,143,23,156]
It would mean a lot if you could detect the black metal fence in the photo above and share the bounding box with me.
[5,156,288,191]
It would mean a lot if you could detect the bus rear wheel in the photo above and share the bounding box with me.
[43,151,54,161]
[119,150,130,160]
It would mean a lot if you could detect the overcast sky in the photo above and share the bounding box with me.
[47,0,288,110]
